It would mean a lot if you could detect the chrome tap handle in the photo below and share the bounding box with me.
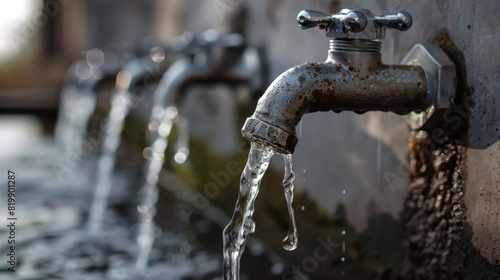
[373,12,412,31]
[297,10,367,32]
[297,8,412,39]
[297,10,335,30]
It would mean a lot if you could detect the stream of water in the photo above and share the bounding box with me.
[222,142,299,279]
[87,90,132,231]
[54,84,80,147]
[281,153,298,251]
[57,87,97,152]
[135,106,181,271]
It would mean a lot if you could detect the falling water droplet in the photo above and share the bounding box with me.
[282,236,298,252]
[281,153,298,251]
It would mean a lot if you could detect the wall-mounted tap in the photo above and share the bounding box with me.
[54,32,191,153]
[86,33,201,232]
[86,51,172,232]
[54,48,135,150]
[241,8,456,154]
[149,29,266,129]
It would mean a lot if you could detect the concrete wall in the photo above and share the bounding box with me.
[153,0,499,276]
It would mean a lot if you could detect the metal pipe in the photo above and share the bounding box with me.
[242,39,427,154]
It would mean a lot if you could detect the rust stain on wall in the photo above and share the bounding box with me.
[403,130,466,278]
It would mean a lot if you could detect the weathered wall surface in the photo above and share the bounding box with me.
[153,0,499,276]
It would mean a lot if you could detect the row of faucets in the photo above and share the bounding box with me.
[58,7,457,162]
[55,29,265,152]
[53,6,457,275]
[52,27,268,272]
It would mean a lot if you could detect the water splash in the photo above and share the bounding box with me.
[135,107,178,272]
[280,154,298,251]
[87,90,131,232]
[222,142,274,280]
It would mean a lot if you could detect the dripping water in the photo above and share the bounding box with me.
[222,142,299,279]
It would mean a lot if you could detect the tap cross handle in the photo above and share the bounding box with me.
[297,8,412,40]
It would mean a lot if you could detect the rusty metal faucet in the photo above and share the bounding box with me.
[241,8,456,154]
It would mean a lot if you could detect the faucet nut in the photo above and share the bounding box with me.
[401,43,457,130]
[242,117,298,154]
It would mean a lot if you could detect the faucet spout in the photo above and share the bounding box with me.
[242,42,427,154]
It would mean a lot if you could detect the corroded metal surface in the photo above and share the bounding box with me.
[402,43,457,130]
[242,48,427,154]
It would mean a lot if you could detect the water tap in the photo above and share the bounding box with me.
[54,49,123,149]
[54,36,182,149]
[149,29,266,129]
[241,8,456,154]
